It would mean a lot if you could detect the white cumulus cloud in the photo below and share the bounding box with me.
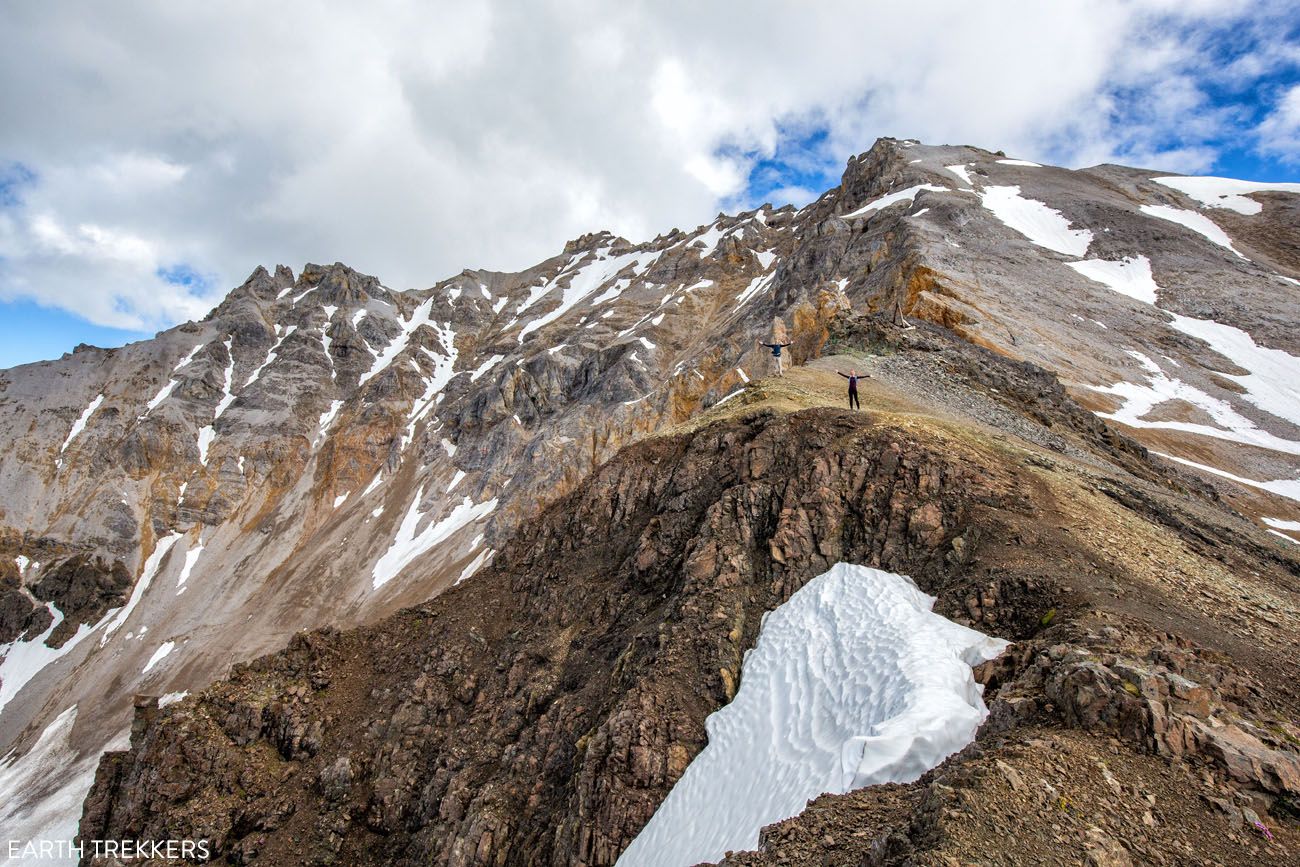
[0,0,1294,337]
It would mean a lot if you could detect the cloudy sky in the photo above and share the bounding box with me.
[2,0,1298,367]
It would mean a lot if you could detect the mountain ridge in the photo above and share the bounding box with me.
[1,136,1298,865]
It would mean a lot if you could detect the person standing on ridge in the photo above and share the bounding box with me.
[837,369,866,410]
[758,339,792,376]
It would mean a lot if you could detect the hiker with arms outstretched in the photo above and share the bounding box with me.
[837,368,866,410]
[757,340,792,376]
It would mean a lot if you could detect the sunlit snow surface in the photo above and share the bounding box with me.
[979,185,1093,256]
[842,184,948,219]
[0,707,129,867]
[1139,204,1245,258]
[617,563,1006,867]
[1066,255,1159,305]
[1152,176,1300,216]
[372,487,498,589]
[58,393,104,457]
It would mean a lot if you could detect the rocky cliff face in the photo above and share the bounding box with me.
[1,138,1298,864]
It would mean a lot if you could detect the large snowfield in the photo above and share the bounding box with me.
[616,563,1007,867]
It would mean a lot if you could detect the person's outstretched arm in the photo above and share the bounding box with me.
[837,371,850,378]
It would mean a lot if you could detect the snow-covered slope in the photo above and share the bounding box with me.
[616,563,1006,867]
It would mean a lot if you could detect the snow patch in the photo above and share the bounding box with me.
[1089,353,1300,456]
[1165,314,1300,430]
[996,158,1043,167]
[945,164,974,186]
[0,605,96,715]
[736,368,749,383]
[733,272,775,311]
[175,542,203,591]
[212,338,236,418]
[141,640,175,675]
[617,563,1005,867]
[447,470,466,492]
[1153,451,1300,503]
[141,344,204,417]
[359,298,437,386]
[1066,255,1160,305]
[59,393,104,456]
[244,326,297,388]
[842,184,947,219]
[455,548,494,585]
[314,400,346,448]
[403,322,459,447]
[372,489,499,589]
[979,185,1093,256]
[0,707,128,867]
[518,249,658,343]
[1140,204,1245,258]
[1152,175,1300,216]
[158,690,188,708]
[100,533,182,646]
[469,354,504,382]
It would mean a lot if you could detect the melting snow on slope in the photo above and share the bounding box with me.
[175,542,204,592]
[1139,205,1245,258]
[1165,314,1300,430]
[244,326,297,388]
[141,343,204,417]
[1066,255,1159,305]
[733,272,775,311]
[212,338,237,418]
[518,249,658,342]
[100,533,182,646]
[1153,452,1300,504]
[359,299,436,386]
[979,185,1093,256]
[372,488,499,589]
[59,393,104,457]
[141,640,175,675]
[0,707,129,867]
[691,221,732,258]
[1263,518,1300,544]
[1068,255,1300,432]
[996,159,1043,167]
[1088,353,1300,456]
[1152,176,1300,216]
[616,563,1006,867]
[403,322,459,446]
[314,400,345,448]
[197,338,235,465]
[455,546,494,585]
[842,184,947,219]
[0,605,96,715]
[946,164,974,187]
[469,354,504,382]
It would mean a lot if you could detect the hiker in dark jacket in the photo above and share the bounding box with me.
[837,369,866,410]
[758,340,792,376]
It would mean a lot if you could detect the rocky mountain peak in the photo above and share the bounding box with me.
[0,138,1298,866]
